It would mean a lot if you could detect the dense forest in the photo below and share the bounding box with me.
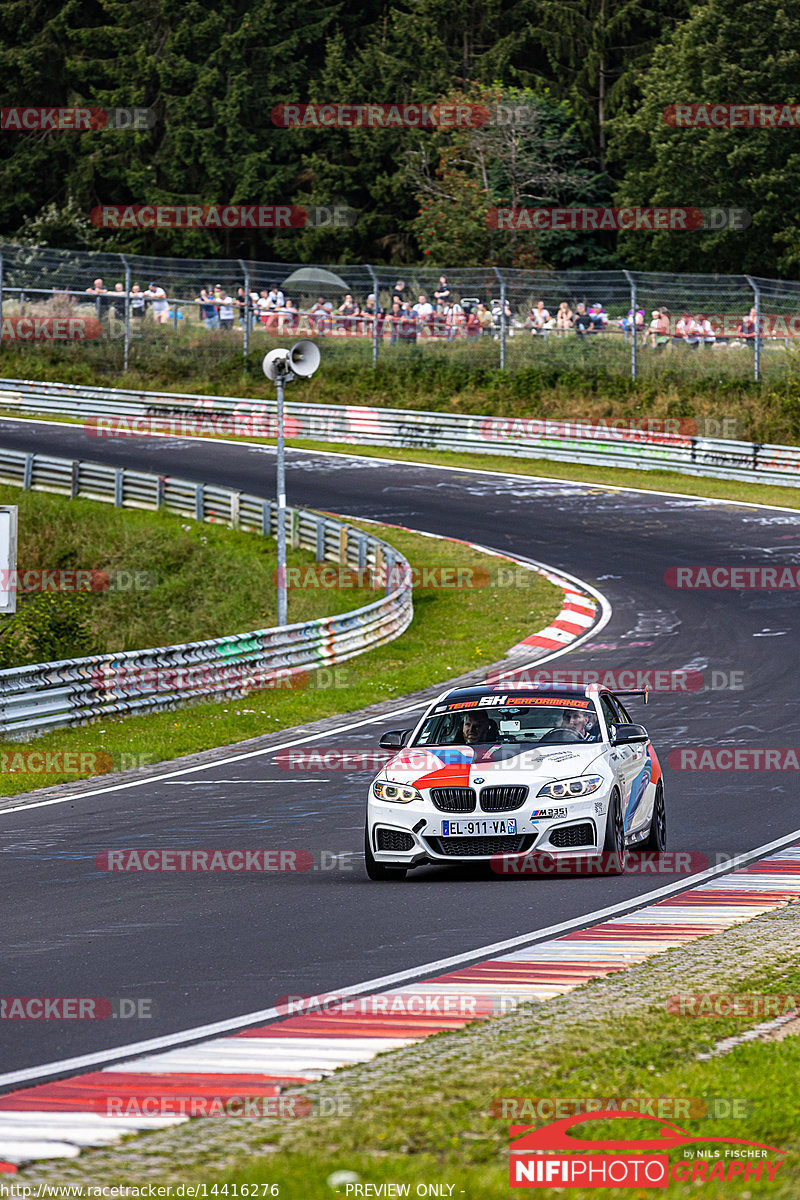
[2,0,799,275]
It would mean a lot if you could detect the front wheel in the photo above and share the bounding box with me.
[640,783,666,852]
[602,790,626,875]
[364,826,408,881]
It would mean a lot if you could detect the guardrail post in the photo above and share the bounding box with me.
[339,526,348,566]
[367,265,380,369]
[290,509,299,548]
[195,483,204,521]
[493,266,507,370]
[120,254,131,372]
[0,250,4,324]
[262,501,271,537]
[230,491,240,528]
[746,275,761,382]
[114,468,123,507]
[156,476,165,508]
[623,269,637,382]
[357,535,367,571]
[384,551,394,596]
[23,453,33,490]
[315,518,325,562]
[71,461,79,498]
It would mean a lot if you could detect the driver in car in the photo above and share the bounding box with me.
[558,709,595,739]
[462,711,499,745]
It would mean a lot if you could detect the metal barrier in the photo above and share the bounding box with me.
[0,448,413,739]
[0,377,798,488]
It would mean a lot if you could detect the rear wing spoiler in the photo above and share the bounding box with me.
[613,688,649,705]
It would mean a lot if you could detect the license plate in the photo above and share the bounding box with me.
[441,819,517,836]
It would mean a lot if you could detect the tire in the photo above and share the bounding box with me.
[602,790,626,875]
[639,783,666,852]
[364,826,408,881]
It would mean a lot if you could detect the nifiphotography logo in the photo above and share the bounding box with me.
[509,1111,784,1188]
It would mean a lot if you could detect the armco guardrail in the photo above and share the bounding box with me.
[0,377,798,487]
[0,447,413,739]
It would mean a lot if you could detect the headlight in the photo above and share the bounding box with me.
[372,781,422,803]
[537,774,604,800]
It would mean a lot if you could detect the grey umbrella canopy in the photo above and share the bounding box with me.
[281,267,350,291]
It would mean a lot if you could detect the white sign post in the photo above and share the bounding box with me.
[0,506,18,614]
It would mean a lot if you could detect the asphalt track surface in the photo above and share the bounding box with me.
[1,418,798,1080]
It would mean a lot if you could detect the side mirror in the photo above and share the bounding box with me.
[379,729,410,750]
[612,723,649,745]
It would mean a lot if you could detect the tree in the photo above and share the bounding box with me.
[407,85,612,267]
[609,0,800,277]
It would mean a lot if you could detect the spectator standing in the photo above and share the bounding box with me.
[309,296,332,334]
[413,293,434,335]
[337,292,359,334]
[491,298,514,340]
[111,283,126,321]
[86,277,109,320]
[217,290,235,330]
[433,275,451,311]
[362,294,386,338]
[197,287,219,331]
[130,283,146,319]
[397,302,418,343]
[144,282,170,324]
[736,307,758,348]
[388,298,403,345]
[391,280,407,307]
[444,299,464,341]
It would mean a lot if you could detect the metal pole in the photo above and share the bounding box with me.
[623,269,637,382]
[493,266,507,370]
[0,252,3,325]
[239,260,250,359]
[745,275,761,383]
[276,375,287,626]
[120,255,130,372]
[367,265,379,369]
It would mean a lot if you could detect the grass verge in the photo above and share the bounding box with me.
[0,518,563,796]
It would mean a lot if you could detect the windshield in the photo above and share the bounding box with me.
[414,698,602,748]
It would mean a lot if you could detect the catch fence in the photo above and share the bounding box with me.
[3,243,800,381]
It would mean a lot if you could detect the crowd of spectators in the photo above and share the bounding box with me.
[70,276,763,350]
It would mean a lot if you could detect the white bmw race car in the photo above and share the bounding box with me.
[365,682,665,880]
